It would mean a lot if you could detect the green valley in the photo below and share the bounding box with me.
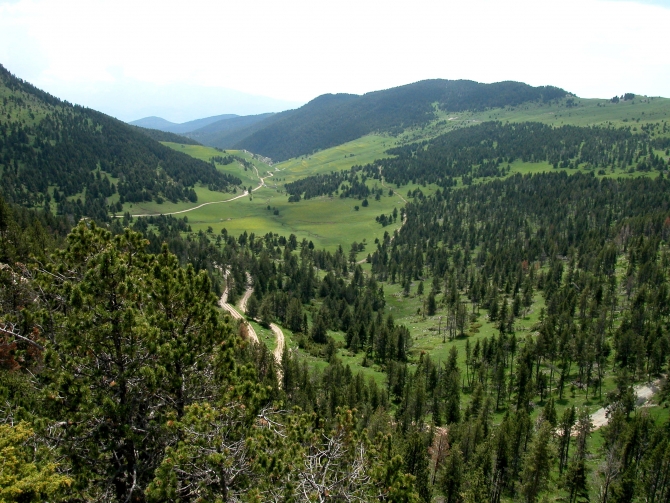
[3,65,670,503]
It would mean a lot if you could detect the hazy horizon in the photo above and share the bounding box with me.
[2,0,670,121]
[44,77,303,124]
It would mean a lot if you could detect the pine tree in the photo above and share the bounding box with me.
[286,297,303,332]
[0,422,71,502]
[519,421,554,503]
[542,398,557,427]
[259,295,274,327]
[350,332,361,353]
[311,314,328,343]
[427,292,437,316]
[494,359,507,410]
[499,298,508,334]
[246,292,260,319]
[491,418,511,503]
[438,447,463,503]
[404,430,432,502]
[33,222,237,501]
[558,406,576,474]
[444,347,461,424]
[565,409,591,503]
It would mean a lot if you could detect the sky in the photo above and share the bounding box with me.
[1,0,670,122]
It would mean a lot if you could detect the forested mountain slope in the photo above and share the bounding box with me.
[0,196,425,502]
[5,160,670,502]
[242,170,670,502]
[5,63,670,503]
[0,64,241,221]
[234,80,567,161]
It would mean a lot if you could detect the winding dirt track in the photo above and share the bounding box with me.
[123,167,275,218]
[236,272,284,368]
[239,273,254,314]
[270,323,285,364]
[216,268,258,344]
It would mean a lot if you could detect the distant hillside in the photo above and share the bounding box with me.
[129,116,179,130]
[233,80,568,161]
[185,113,276,148]
[130,113,238,134]
[132,125,201,145]
[0,64,241,221]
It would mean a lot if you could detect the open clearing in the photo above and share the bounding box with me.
[590,378,664,429]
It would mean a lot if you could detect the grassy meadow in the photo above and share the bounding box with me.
[119,143,415,250]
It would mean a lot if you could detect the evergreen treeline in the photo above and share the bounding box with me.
[235,81,567,161]
[284,166,376,201]
[209,154,255,170]
[363,122,668,188]
[181,170,670,503]
[0,198,428,502]
[3,65,670,499]
[208,228,412,366]
[0,64,241,220]
[352,171,670,502]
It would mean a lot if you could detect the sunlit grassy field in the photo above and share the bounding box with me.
[275,135,397,181]
[119,144,428,250]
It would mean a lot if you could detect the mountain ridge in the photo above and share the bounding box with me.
[184,112,276,148]
[232,79,569,161]
[129,113,239,134]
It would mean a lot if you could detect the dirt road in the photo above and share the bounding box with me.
[216,268,258,344]
[270,323,285,364]
[590,378,663,430]
[123,165,275,218]
[233,273,285,381]
[239,273,254,313]
[236,273,284,367]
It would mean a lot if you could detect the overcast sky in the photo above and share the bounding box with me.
[1,0,669,122]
